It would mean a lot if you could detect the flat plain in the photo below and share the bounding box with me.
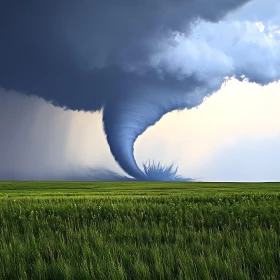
[0,181,279,279]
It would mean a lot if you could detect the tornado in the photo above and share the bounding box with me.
[102,75,207,180]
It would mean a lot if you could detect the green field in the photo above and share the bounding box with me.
[0,182,279,279]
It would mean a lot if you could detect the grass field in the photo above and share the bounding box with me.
[0,182,279,279]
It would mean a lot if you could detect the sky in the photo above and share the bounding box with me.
[2,77,280,181]
[1,0,280,181]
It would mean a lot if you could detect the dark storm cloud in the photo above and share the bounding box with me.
[0,0,255,180]
[0,0,250,110]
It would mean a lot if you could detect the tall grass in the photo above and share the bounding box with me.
[0,191,279,279]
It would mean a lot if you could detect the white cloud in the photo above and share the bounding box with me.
[147,19,280,87]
